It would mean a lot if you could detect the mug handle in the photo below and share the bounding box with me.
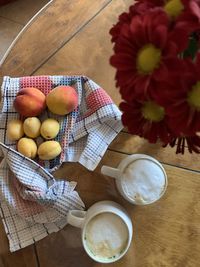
[67,210,87,228]
[101,165,121,180]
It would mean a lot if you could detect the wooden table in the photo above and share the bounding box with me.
[0,1,200,266]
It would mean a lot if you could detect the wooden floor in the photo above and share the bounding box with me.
[0,0,49,60]
[1,1,200,267]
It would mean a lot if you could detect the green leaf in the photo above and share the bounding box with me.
[183,36,199,59]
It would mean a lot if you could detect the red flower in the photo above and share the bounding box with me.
[110,7,134,43]
[158,54,200,135]
[109,1,200,154]
[134,0,200,31]
[110,2,156,43]
[120,97,172,144]
[110,9,187,100]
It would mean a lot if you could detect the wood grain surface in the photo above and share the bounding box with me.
[0,0,111,78]
[109,132,200,172]
[34,0,133,105]
[0,220,37,267]
[34,150,200,267]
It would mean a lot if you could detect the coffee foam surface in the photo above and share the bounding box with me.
[85,212,128,259]
[122,159,166,204]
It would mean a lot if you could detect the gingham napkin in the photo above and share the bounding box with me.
[0,76,122,171]
[0,75,123,252]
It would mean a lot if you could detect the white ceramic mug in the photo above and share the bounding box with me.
[67,200,133,263]
[101,154,168,205]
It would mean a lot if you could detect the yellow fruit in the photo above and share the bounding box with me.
[7,119,24,141]
[38,141,62,160]
[23,117,41,138]
[40,118,60,139]
[46,86,78,115]
[17,138,37,159]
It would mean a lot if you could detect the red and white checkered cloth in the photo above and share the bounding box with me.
[0,75,123,252]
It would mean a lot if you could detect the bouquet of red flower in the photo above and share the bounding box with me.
[110,0,200,153]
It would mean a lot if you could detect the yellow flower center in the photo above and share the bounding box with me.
[137,44,161,75]
[187,81,200,110]
[164,0,184,19]
[142,101,165,122]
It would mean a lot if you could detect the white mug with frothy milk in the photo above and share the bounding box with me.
[67,200,133,263]
[101,154,168,205]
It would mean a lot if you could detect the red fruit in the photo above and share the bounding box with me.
[14,87,46,117]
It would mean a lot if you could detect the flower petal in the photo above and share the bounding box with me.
[110,54,135,70]
[169,26,189,52]
[150,25,168,48]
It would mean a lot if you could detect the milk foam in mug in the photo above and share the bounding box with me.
[67,200,133,263]
[101,154,168,205]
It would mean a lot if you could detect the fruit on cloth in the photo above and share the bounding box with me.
[46,86,78,115]
[40,118,60,139]
[38,141,62,160]
[7,119,24,141]
[23,117,41,138]
[14,87,46,117]
[17,137,37,159]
